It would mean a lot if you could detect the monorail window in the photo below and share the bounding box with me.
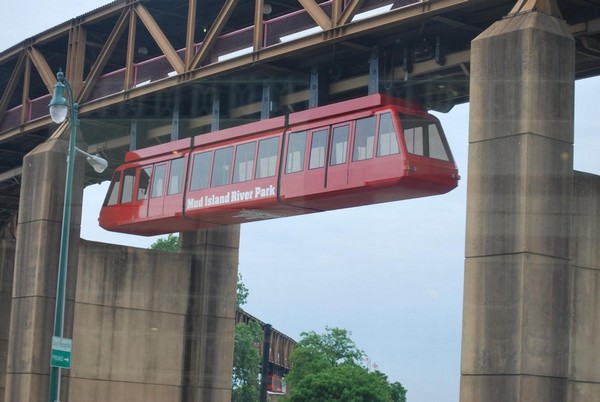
[256,137,279,179]
[402,115,451,161]
[330,125,349,165]
[212,146,233,187]
[121,168,136,203]
[104,172,121,206]
[309,129,328,169]
[137,167,152,200]
[377,113,400,157]
[404,125,424,156]
[286,131,306,173]
[233,142,256,183]
[190,151,211,191]
[428,124,451,161]
[151,164,166,198]
[168,158,185,195]
[353,116,376,161]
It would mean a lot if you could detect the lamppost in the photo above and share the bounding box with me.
[47,69,107,402]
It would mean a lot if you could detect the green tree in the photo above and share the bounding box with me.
[149,233,180,252]
[284,327,407,402]
[389,381,408,402]
[232,273,260,402]
[285,327,363,386]
[232,321,262,402]
[236,274,250,308]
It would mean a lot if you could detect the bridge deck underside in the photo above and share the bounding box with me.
[0,0,599,226]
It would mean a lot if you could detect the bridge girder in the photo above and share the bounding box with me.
[1,0,600,227]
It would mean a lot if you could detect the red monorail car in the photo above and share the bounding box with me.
[267,375,284,393]
[99,94,459,235]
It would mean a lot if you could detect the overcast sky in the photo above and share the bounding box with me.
[2,2,599,401]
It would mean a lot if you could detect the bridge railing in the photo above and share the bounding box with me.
[0,0,415,134]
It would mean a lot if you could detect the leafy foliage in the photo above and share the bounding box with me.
[285,327,363,386]
[149,233,180,252]
[389,380,408,402]
[232,321,263,402]
[284,327,407,402]
[236,273,250,308]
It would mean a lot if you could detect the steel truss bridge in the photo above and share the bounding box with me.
[0,0,599,228]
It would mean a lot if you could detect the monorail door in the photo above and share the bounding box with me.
[304,122,351,196]
[148,163,167,218]
[304,126,329,195]
[326,123,351,190]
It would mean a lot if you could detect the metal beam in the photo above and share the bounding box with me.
[331,0,343,28]
[396,49,470,76]
[77,50,472,155]
[509,0,562,18]
[190,0,239,70]
[0,115,56,144]
[88,135,132,154]
[20,57,31,125]
[0,0,135,64]
[337,0,366,26]
[571,17,600,36]
[135,4,185,74]
[27,47,55,95]
[261,83,275,119]
[0,52,25,117]
[185,0,198,68]
[0,44,471,147]
[309,65,328,108]
[171,102,180,141]
[78,9,130,103]
[368,47,382,95]
[432,16,483,34]
[66,22,87,97]
[0,0,486,144]
[298,0,331,30]
[0,167,22,183]
[130,120,139,151]
[211,90,221,131]
[125,6,137,90]
[253,0,265,52]
[48,121,69,141]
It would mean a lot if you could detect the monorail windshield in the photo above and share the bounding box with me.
[400,114,453,162]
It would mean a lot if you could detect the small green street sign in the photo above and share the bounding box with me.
[50,336,72,369]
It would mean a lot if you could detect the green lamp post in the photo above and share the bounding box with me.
[47,69,107,402]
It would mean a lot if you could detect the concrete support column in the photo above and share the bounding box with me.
[569,172,600,401]
[4,136,84,401]
[0,239,16,402]
[180,226,240,402]
[461,10,574,402]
